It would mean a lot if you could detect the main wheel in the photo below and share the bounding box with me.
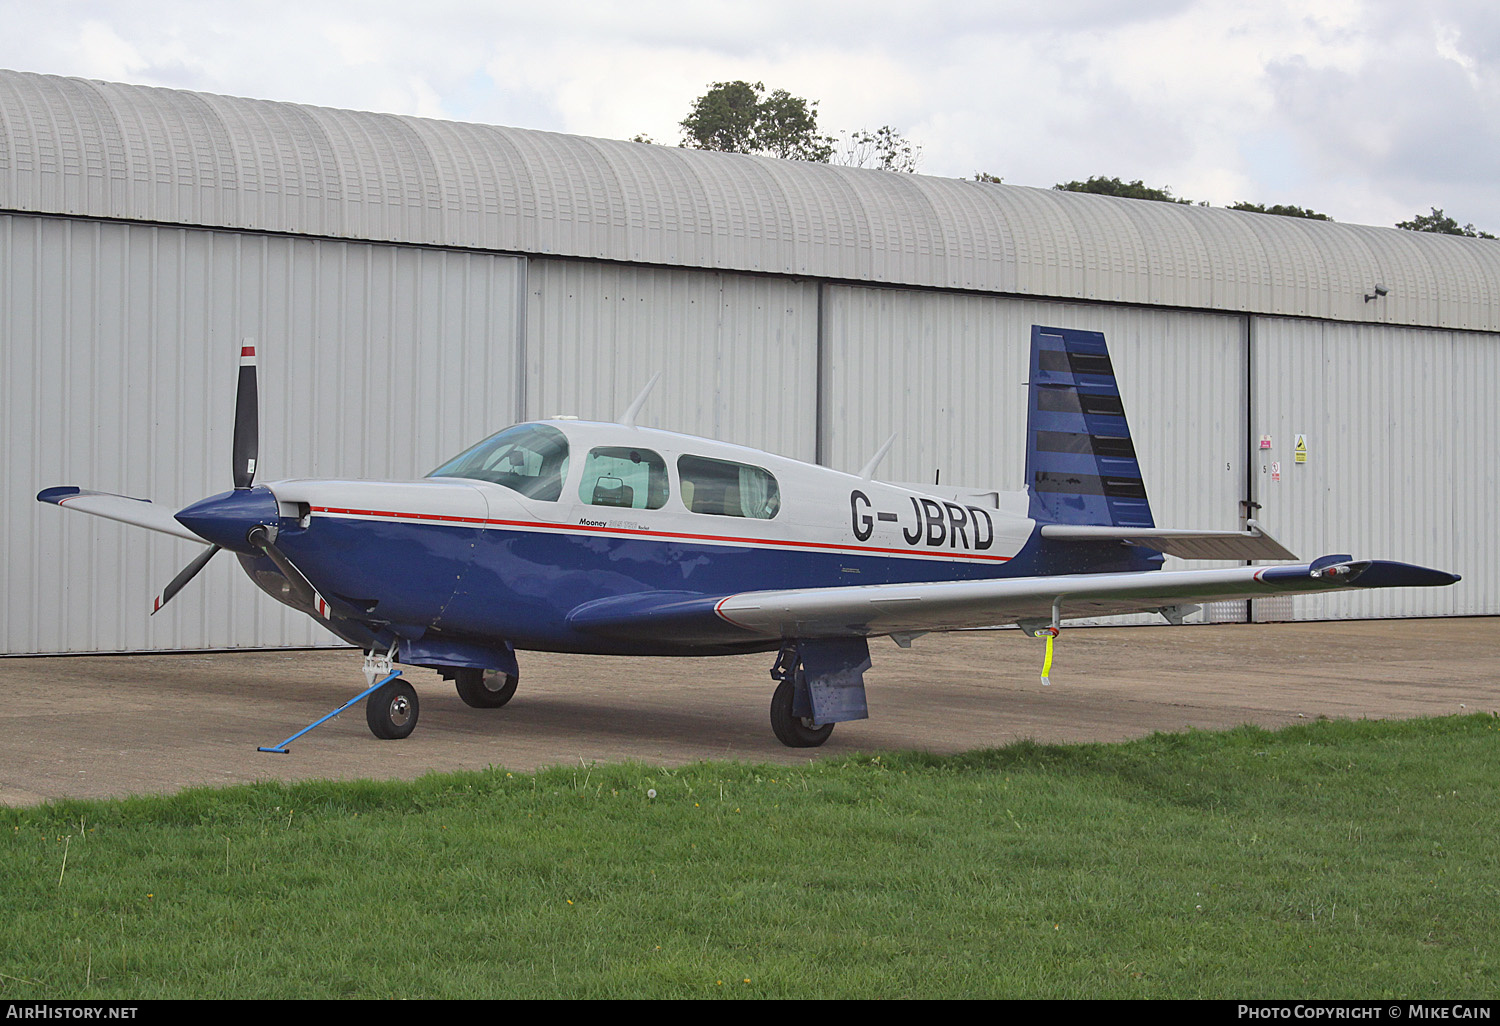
[366,679,419,739]
[454,668,518,709]
[770,676,834,748]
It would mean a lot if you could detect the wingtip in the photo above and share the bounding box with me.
[1352,560,1463,589]
[37,486,82,505]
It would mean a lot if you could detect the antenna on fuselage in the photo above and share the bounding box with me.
[858,432,899,480]
[619,373,661,428]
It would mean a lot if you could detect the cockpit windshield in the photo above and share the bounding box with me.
[427,423,570,501]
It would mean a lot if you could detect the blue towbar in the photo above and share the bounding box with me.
[258,670,403,754]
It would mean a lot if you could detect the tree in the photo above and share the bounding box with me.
[971,172,1004,184]
[679,80,833,162]
[834,126,921,173]
[675,82,925,169]
[1054,176,1193,204]
[1396,207,1495,239]
[679,80,762,153]
[1228,202,1332,220]
[755,88,835,161]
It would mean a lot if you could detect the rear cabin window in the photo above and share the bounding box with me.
[579,447,668,509]
[427,423,570,501]
[678,454,781,519]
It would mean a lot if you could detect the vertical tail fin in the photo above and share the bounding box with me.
[1025,326,1155,528]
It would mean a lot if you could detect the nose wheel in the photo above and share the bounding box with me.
[366,678,419,740]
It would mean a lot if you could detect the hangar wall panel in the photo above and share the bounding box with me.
[2,212,524,655]
[1250,317,1497,619]
[524,260,819,460]
[820,287,1249,624]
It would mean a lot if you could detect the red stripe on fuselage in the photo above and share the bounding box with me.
[307,505,1012,563]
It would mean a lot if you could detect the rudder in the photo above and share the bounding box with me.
[1025,325,1155,528]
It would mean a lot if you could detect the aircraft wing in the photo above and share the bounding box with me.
[567,559,1460,645]
[37,487,204,543]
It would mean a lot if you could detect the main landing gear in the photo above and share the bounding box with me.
[766,639,873,749]
[452,667,519,709]
[768,645,836,748]
[770,672,834,748]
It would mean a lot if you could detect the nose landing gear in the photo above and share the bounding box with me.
[256,647,411,753]
[366,677,419,739]
[362,647,419,740]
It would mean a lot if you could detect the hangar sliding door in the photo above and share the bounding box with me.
[1250,317,1496,619]
[4,214,526,655]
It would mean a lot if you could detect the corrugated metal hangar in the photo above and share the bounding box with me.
[2,69,1495,656]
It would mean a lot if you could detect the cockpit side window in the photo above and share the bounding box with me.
[427,423,570,501]
[579,447,668,509]
[677,454,781,519]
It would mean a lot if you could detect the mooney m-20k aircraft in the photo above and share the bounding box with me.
[40,326,1460,747]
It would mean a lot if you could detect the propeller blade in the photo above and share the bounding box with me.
[151,544,222,615]
[232,338,259,489]
[247,525,320,612]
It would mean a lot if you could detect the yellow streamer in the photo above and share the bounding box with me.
[1032,626,1058,685]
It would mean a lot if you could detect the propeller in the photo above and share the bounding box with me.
[151,339,261,615]
[152,543,223,614]
[246,524,318,610]
[232,340,259,490]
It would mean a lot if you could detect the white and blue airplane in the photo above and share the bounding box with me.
[39,326,1460,747]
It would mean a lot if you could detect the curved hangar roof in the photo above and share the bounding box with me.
[2,69,1496,332]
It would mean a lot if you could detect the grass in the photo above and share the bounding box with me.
[2,715,1497,998]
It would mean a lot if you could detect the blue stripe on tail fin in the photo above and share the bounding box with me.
[1025,326,1156,528]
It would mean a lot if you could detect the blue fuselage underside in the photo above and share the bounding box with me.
[267,514,1154,656]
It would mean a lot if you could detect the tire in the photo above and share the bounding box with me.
[366,679,419,740]
[454,668,518,709]
[769,675,834,748]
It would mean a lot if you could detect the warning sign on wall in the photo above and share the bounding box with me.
[1294,434,1308,464]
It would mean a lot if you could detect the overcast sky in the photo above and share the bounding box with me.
[3,0,1497,232]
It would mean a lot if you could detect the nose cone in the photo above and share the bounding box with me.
[176,487,280,552]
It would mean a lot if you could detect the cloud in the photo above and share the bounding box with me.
[1,0,1497,230]
[1262,5,1500,228]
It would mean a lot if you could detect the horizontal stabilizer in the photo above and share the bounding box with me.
[37,487,204,543]
[1039,518,1297,561]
